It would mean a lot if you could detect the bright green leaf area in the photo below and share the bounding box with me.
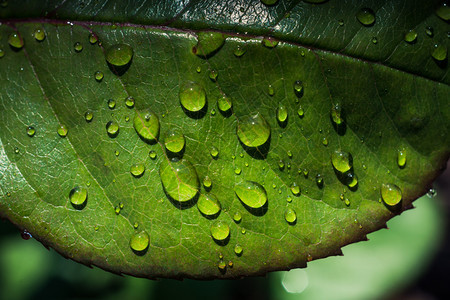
[0,0,449,279]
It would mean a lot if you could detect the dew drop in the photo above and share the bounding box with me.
[330,103,343,125]
[425,26,434,37]
[94,71,103,82]
[234,167,242,175]
[284,208,297,224]
[397,148,406,168]
[107,99,116,109]
[236,113,271,148]
[267,84,275,96]
[346,173,358,188]
[277,104,288,124]
[331,150,353,173]
[431,44,448,61]
[105,43,133,67]
[89,33,98,44]
[338,19,344,26]
[356,8,376,26]
[133,109,160,143]
[293,80,304,96]
[427,188,436,198]
[235,181,268,209]
[278,160,285,170]
[74,42,83,52]
[290,183,301,196]
[322,137,328,146]
[404,30,417,43]
[196,66,201,73]
[436,3,450,21]
[234,45,246,57]
[344,198,350,206]
[84,111,93,122]
[287,150,293,158]
[26,126,35,137]
[130,163,145,177]
[197,194,221,216]
[233,212,242,223]
[8,32,24,49]
[210,146,219,159]
[217,96,232,113]
[316,174,323,187]
[164,130,185,154]
[69,186,87,207]
[371,37,378,44]
[381,183,402,206]
[159,158,199,202]
[33,28,46,41]
[125,96,135,108]
[203,175,212,189]
[106,121,119,137]
[21,230,32,240]
[57,124,68,137]
[234,244,243,256]
[130,231,149,253]
[209,69,218,81]
[241,228,246,234]
[193,31,225,58]
[149,150,157,160]
[210,221,230,241]
[262,37,278,48]
[179,81,207,113]
[218,261,227,270]
[0,49,5,58]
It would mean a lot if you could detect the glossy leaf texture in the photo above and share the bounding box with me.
[0,0,448,279]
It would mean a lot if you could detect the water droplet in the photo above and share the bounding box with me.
[193,32,225,58]
[164,130,185,154]
[33,28,46,41]
[262,37,278,48]
[218,261,227,270]
[331,150,352,173]
[115,206,121,215]
[133,222,139,229]
[346,173,358,188]
[293,80,304,96]
[57,124,68,137]
[114,150,120,157]
[432,44,447,61]
[211,109,216,116]
[267,84,275,96]
[234,167,242,175]
[284,208,297,224]
[296,106,305,119]
[8,32,24,49]
[148,150,157,160]
[133,109,160,143]
[26,126,35,137]
[234,244,243,256]
[84,111,93,122]
[427,188,436,198]
[94,71,104,82]
[159,158,199,202]
[209,69,218,81]
[125,96,135,108]
[436,3,450,21]
[290,183,301,196]
[69,186,88,207]
[130,163,145,177]
[210,221,230,241]
[425,26,434,37]
[217,96,232,113]
[105,43,133,67]
[234,45,246,57]
[179,81,206,113]
[356,8,376,26]
[316,174,323,186]
[371,37,378,44]
[404,30,417,43]
[233,212,242,223]
[277,104,288,124]
[278,160,285,170]
[235,181,268,209]
[330,103,343,125]
[381,183,402,206]
[74,42,83,53]
[322,137,328,146]
[397,149,406,168]
[106,121,119,137]
[338,19,344,26]
[89,33,98,44]
[0,49,5,58]
[21,230,32,240]
[344,198,350,206]
[236,113,271,148]
[203,175,212,189]
[196,66,201,73]
[130,231,149,253]
[241,228,246,234]
[210,146,219,159]
[197,194,221,216]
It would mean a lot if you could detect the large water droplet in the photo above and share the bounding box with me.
[164,130,186,154]
[210,221,230,242]
[105,44,133,67]
[69,186,87,208]
[159,158,199,202]
[356,8,376,26]
[262,37,278,48]
[8,32,24,49]
[33,28,46,41]
[381,183,402,206]
[331,150,352,173]
[130,231,149,253]
[217,96,232,113]
[235,181,268,209]
[106,121,119,137]
[193,32,225,58]
[236,113,271,148]
[197,194,221,216]
[179,81,206,113]
[130,163,145,177]
[431,44,447,61]
[404,30,417,43]
[57,124,68,137]
[284,208,297,224]
[26,126,36,137]
[133,109,160,143]
[397,149,406,168]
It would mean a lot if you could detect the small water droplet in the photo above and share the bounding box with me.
[241,228,246,234]
[331,150,352,173]
[133,222,139,229]
[130,163,145,177]
[297,106,304,118]
[149,150,157,160]
[69,186,88,207]
[267,84,275,96]
[0,49,5,58]
[397,148,406,168]
[125,96,135,108]
[94,71,104,82]
[106,121,119,137]
[33,28,46,41]
[203,175,212,189]
[235,181,268,209]
[84,111,93,122]
[381,183,402,206]
[346,173,358,188]
[21,230,32,240]
[105,43,133,68]
[356,7,376,26]
[316,174,323,187]
[234,45,246,57]
[211,109,216,116]
[432,44,447,61]
[210,146,219,159]
[234,244,243,256]
[179,81,206,113]
[293,80,304,97]
[209,69,218,81]
[236,113,271,148]
[322,137,328,146]
[338,19,344,26]
[436,3,450,21]
[427,188,437,198]
[164,130,185,154]
[89,33,98,44]
[197,194,221,216]
[371,37,378,44]
[278,159,285,170]
[196,66,201,73]
[290,183,301,196]
[277,104,288,124]
[344,198,350,206]
[425,26,434,37]
[57,124,68,137]
[262,37,278,48]
[130,231,149,253]
[284,208,297,224]
[233,212,242,223]
[159,158,199,202]
[217,96,232,113]
[107,99,116,109]
[8,32,24,49]
[74,42,83,52]
[26,126,35,137]
[218,261,227,270]
[114,150,120,157]
[330,103,343,125]
[404,30,417,43]
[133,109,160,143]
[234,167,242,175]
[210,221,230,241]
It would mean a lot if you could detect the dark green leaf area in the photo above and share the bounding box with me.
[0,20,448,279]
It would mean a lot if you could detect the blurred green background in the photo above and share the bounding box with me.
[1,165,448,300]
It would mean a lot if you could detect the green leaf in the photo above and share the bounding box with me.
[0,0,448,279]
